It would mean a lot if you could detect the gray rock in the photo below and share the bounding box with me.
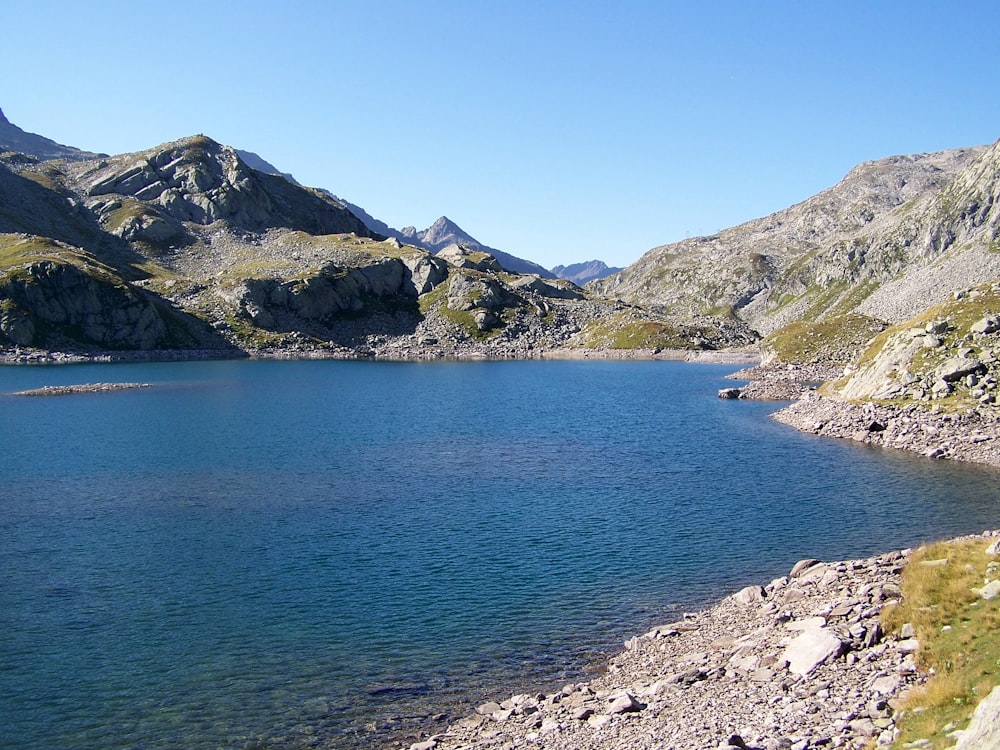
[935,357,985,383]
[731,585,766,604]
[954,685,1000,749]
[971,315,1000,335]
[783,627,844,675]
[607,692,645,714]
[975,580,1000,600]
[790,559,823,578]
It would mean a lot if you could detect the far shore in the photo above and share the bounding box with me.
[0,344,763,367]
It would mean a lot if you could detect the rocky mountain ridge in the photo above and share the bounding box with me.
[592,143,1000,334]
[0,107,105,162]
[229,149,575,282]
[0,125,752,357]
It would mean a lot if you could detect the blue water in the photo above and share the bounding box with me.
[1,359,998,749]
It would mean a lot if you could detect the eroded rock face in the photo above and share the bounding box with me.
[229,258,426,328]
[401,254,449,296]
[0,260,166,349]
[75,136,375,237]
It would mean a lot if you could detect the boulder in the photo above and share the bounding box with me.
[974,580,1000,600]
[731,585,766,604]
[935,357,985,382]
[971,315,1000,335]
[607,692,645,714]
[782,627,844,675]
[790,559,823,578]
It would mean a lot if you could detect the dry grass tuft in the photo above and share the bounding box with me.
[881,538,1000,748]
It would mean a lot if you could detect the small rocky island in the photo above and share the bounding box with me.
[13,382,152,396]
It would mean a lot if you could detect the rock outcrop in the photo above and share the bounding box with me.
[1,239,167,349]
[77,136,376,237]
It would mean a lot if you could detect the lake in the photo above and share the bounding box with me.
[1,358,997,749]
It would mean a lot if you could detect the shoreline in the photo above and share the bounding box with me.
[723,362,1000,471]
[395,530,1000,750]
[0,343,762,366]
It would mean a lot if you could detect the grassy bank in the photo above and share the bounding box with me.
[883,537,1000,748]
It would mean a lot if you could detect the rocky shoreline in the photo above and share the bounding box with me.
[395,531,1000,750]
[719,363,1000,471]
[0,343,761,366]
[771,392,1000,470]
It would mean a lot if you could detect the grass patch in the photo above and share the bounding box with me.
[763,313,886,365]
[0,234,124,286]
[576,317,691,349]
[882,538,1000,748]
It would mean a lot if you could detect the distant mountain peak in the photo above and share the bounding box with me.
[551,260,624,284]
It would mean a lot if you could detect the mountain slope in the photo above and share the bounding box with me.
[0,108,105,161]
[0,126,753,356]
[592,143,1000,333]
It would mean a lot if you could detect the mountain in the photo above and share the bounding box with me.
[552,260,623,284]
[226,151,557,281]
[397,216,556,279]
[0,107,105,161]
[0,117,750,356]
[592,143,1000,334]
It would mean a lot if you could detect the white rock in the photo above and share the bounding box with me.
[955,685,1000,749]
[783,627,844,675]
[787,616,827,631]
[976,580,1000,600]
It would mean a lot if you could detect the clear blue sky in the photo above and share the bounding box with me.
[3,1,998,269]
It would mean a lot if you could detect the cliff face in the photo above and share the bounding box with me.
[592,143,1000,334]
[0,235,224,350]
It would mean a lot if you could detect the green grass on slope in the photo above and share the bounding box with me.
[883,538,1000,749]
[763,313,887,365]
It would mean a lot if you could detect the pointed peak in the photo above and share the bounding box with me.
[429,215,459,230]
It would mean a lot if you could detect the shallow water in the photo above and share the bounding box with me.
[1,359,997,749]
